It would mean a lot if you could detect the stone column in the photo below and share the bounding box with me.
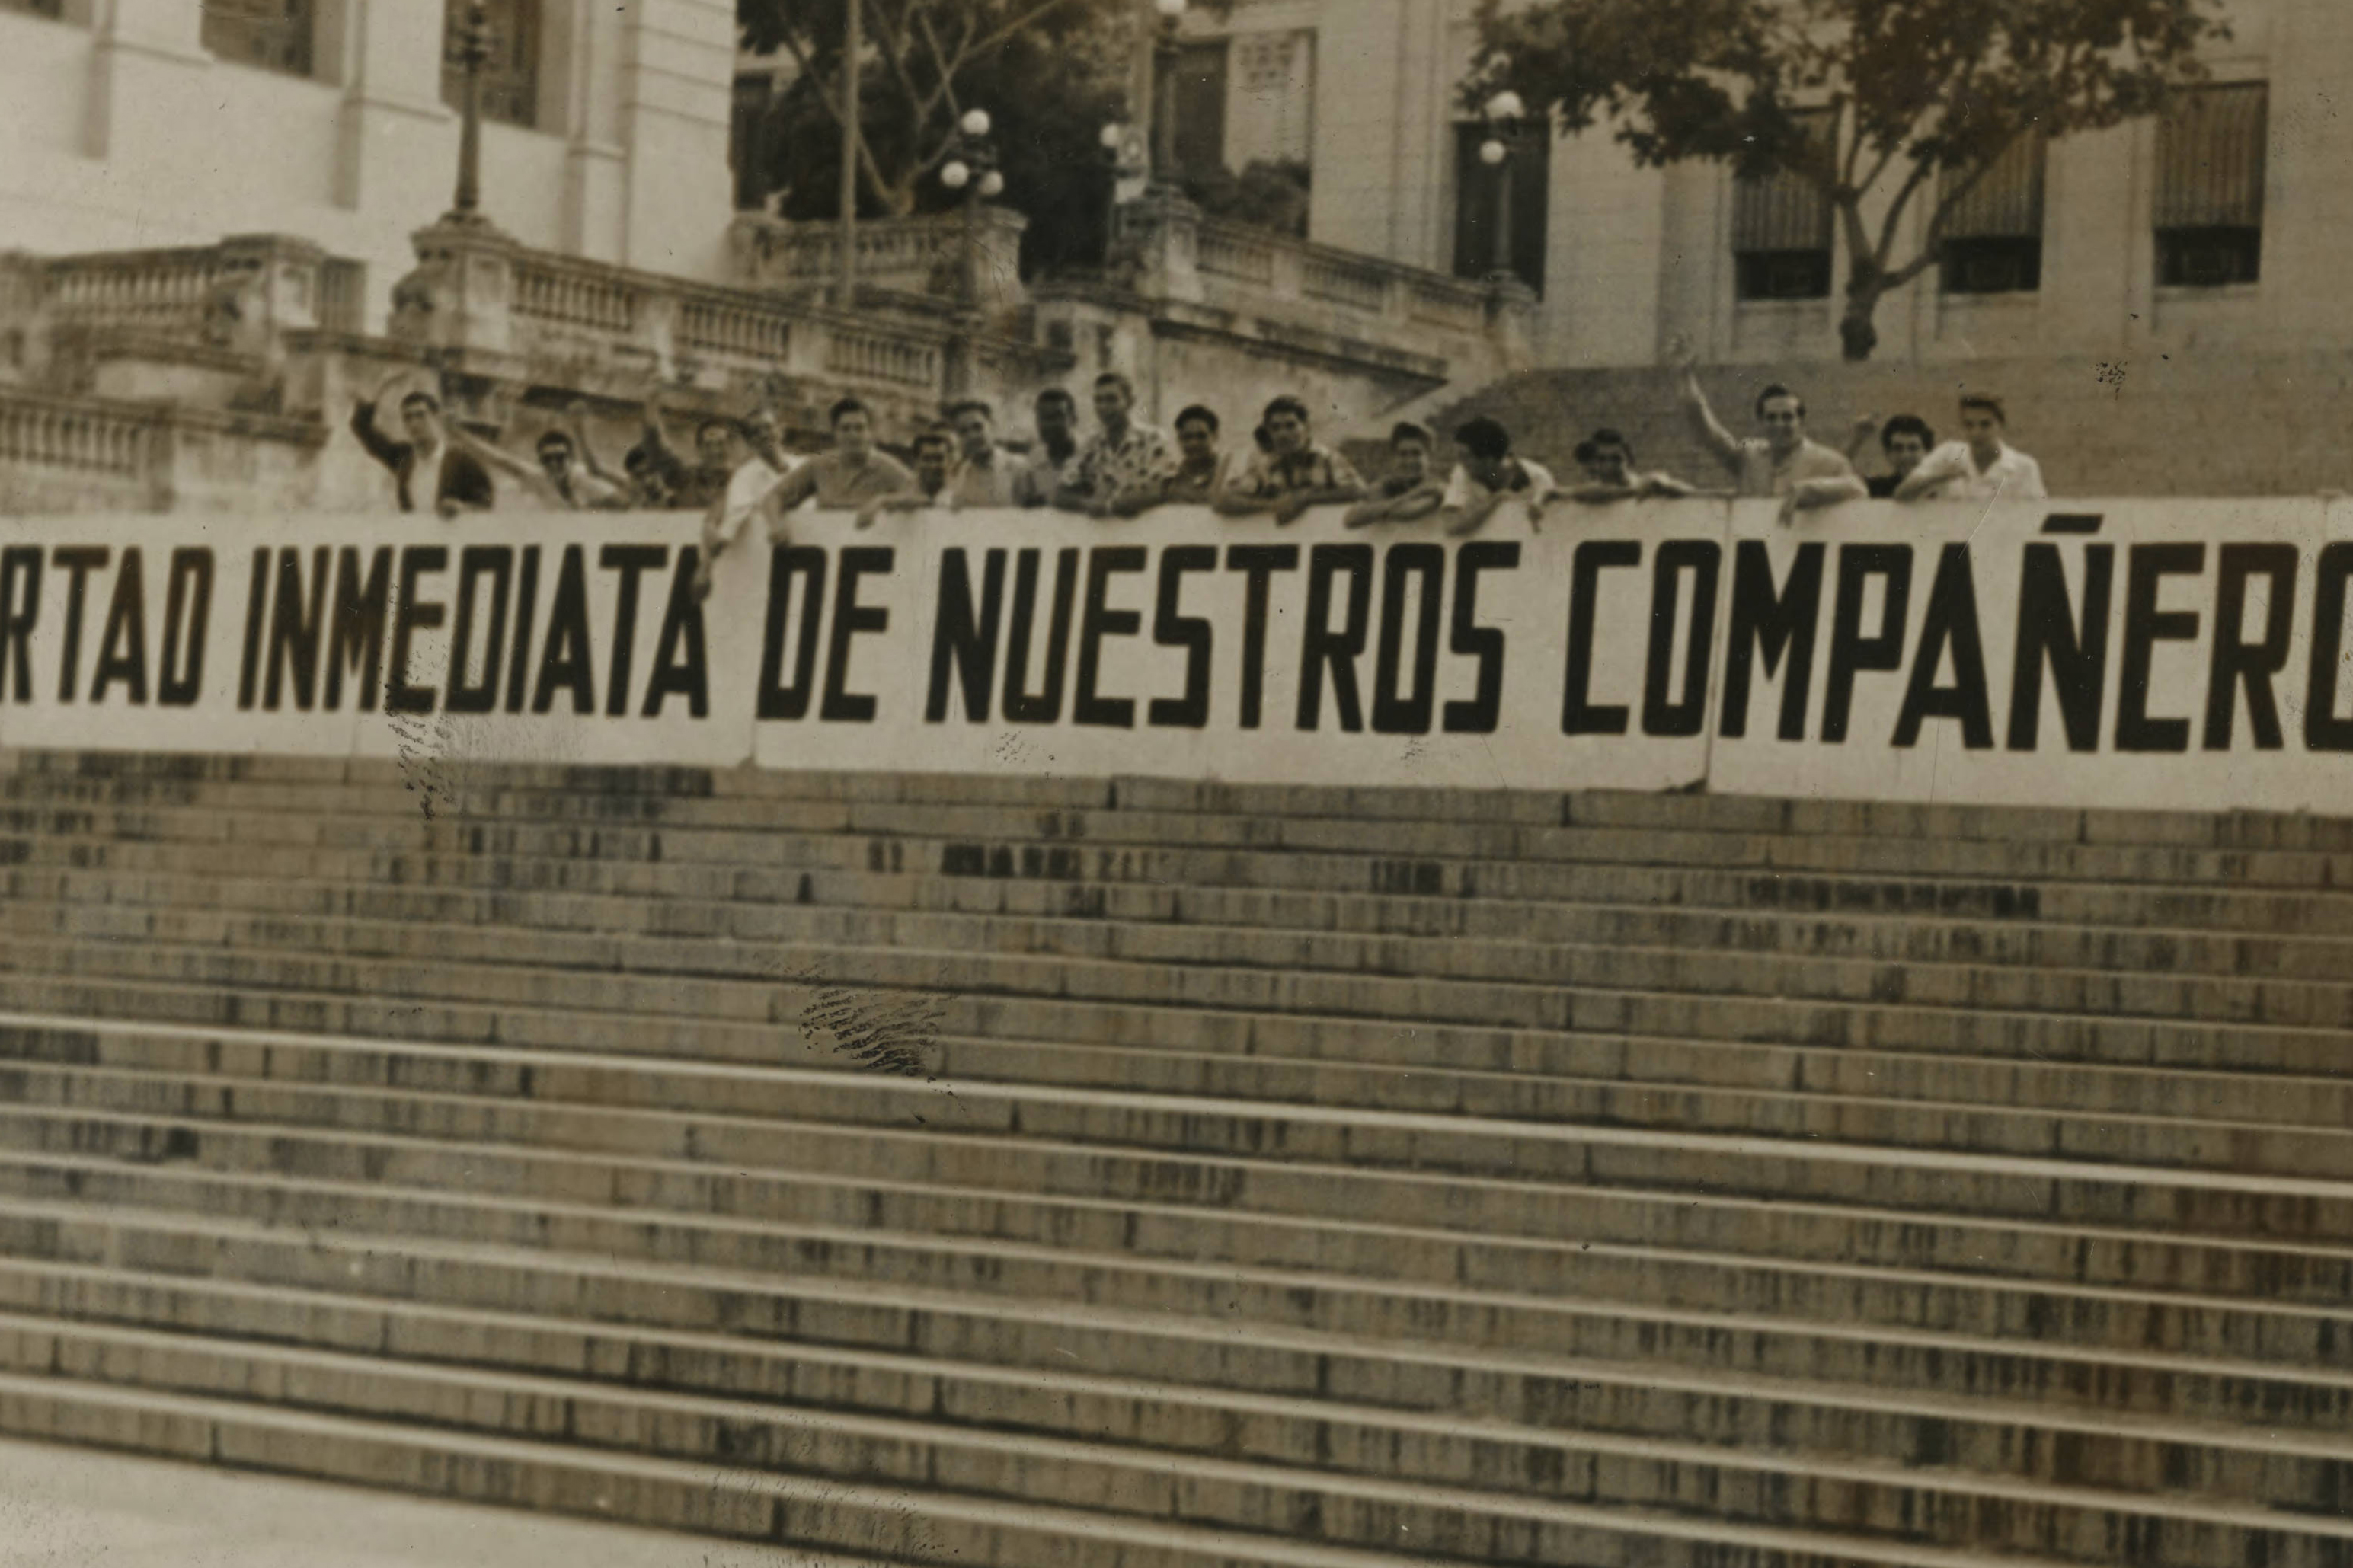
[616,0,737,283]
[84,0,209,164]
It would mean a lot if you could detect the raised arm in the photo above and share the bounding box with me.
[348,369,414,471]
[565,401,628,490]
[1673,340,1745,475]
[447,424,567,507]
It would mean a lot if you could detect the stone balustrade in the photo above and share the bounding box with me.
[1180,206,1531,371]
[31,234,369,342]
[394,221,961,432]
[0,388,158,481]
[729,209,1031,313]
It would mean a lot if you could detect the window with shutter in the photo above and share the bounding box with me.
[200,0,315,78]
[1732,110,1836,301]
[1939,134,2045,295]
[442,0,543,132]
[2155,82,2267,286]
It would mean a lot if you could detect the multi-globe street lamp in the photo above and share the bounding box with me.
[1479,89,1527,287]
[941,107,1005,313]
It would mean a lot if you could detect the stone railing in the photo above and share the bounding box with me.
[32,234,367,342]
[729,209,1031,314]
[396,222,955,414]
[1115,198,1536,381]
[0,386,168,513]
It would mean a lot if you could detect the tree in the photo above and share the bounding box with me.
[737,0,1137,219]
[1467,0,2228,359]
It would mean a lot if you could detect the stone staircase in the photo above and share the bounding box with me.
[2,748,2352,1565]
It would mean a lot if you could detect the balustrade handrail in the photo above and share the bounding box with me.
[0,386,165,479]
[1191,212,1493,317]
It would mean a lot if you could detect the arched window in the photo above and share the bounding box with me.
[442,0,542,130]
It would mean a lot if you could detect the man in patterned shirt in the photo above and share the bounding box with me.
[1064,372,1179,518]
[1216,395,1367,524]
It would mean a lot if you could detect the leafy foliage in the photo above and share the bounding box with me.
[1467,0,2228,356]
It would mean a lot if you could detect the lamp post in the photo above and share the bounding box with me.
[443,1,495,228]
[940,107,1005,313]
[1479,90,1527,289]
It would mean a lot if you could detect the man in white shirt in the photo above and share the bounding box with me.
[694,406,795,601]
[1895,395,2048,501]
[1439,417,1557,536]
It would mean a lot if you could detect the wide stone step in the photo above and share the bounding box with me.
[0,915,2335,1088]
[28,853,2351,988]
[0,953,2332,1116]
[9,1195,2353,1484]
[9,788,2353,898]
[22,746,2353,854]
[11,1004,2353,1194]
[3,1314,2345,1568]
[5,1126,2351,1378]
[12,1263,2349,1517]
[16,813,2348,944]
[17,866,2353,1035]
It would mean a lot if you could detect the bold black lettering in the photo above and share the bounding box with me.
[1444,541,1517,735]
[641,548,710,719]
[2115,543,2204,754]
[1224,544,1298,730]
[385,546,449,715]
[0,547,41,704]
[926,548,1005,723]
[237,549,266,711]
[1074,547,1146,728]
[1822,545,1914,743]
[445,546,513,716]
[820,546,891,723]
[264,547,331,711]
[1641,541,1719,739]
[157,548,211,707]
[2203,543,2297,752]
[1891,543,1993,749]
[531,544,596,716]
[504,546,541,714]
[2307,544,2353,752]
[1297,544,1373,733]
[1148,545,1216,729]
[756,546,828,722]
[598,544,667,719]
[90,548,149,706]
[324,547,392,713]
[50,546,109,705]
[2006,543,2112,753]
[1563,541,1639,736]
[1719,541,1824,742]
[1372,543,1444,736]
[1004,548,1080,724]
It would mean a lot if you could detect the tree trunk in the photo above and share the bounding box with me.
[1839,273,1884,362]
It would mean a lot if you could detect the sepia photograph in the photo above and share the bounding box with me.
[0,0,2346,1563]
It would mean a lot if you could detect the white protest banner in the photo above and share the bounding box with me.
[6,500,2342,810]
[1705,497,2353,812]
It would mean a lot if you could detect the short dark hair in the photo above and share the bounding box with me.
[1252,425,1272,452]
[1390,421,1434,449]
[1453,417,1512,461]
[1094,371,1136,398]
[1958,394,2007,423]
[1035,387,1076,413]
[829,397,872,429]
[945,399,995,424]
[1175,404,1220,435]
[913,426,954,454]
[1262,394,1309,426]
[1573,427,1632,465]
[1880,414,1937,451]
[1754,384,1805,420]
[398,390,441,416]
[535,430,574,456]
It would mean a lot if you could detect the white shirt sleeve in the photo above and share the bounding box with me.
[1440,464,1474,511]
[2009,453,2048,500]
[715,458,782,544]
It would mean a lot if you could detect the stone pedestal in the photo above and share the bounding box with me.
[1485,275,1542,370]
[1112,188,1205,305]
[391,222,520,362]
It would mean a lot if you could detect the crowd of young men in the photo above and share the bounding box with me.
[351,357,2049,547]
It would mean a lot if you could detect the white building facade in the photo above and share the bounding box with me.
[0,0,740,323]
[1194,0,2348,369]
